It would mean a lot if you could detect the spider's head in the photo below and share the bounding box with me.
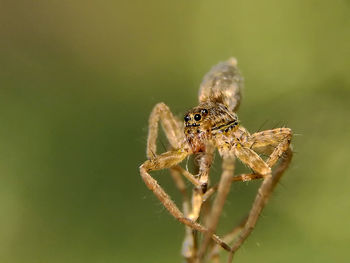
[183,104,213,153]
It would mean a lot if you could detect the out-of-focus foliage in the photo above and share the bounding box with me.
[0,1,349,262]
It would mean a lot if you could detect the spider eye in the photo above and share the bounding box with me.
[194,114,201,121]
[184,115,190,122]
[201,109,208,115]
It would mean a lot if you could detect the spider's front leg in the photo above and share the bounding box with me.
[227,128,293,261]
[146,102,183,158]
[140,149,231,252]
[146,102,200,188]
[140,148,191,223]
[144,102,199,260]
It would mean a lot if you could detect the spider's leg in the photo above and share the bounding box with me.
[145,103,220,259]
[171,160,211,222]
[147,102,203,188]
[202,172,265,203]
[227,129,293,261]
[215,161,290,263]
[140,149,231,252]
[172,166,201,187]
[247,127,293,191]
[147,102,184,158]
[221,145,272,262]
[248,128,292,167]
[146,103,198,261]
[198,154,235,260]
[227,150,293,263]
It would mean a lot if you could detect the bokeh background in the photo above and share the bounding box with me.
[1,1,350,262]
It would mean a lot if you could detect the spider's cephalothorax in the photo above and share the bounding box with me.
[140,58,293,263]
[184,102,240,153]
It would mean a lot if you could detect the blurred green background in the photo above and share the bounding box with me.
[1,0,350,262]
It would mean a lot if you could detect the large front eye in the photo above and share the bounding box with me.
[184,115,190,122]
[194,114,201,121]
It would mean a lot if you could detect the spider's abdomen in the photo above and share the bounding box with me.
[199,58,243,113]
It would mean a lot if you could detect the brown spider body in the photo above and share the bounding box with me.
[140,58,293,263]
[184,102,239,154]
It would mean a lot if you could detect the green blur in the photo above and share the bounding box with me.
[0,1,349,262]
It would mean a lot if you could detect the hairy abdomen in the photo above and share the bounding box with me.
[198,57,243,112]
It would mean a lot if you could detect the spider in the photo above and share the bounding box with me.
[139,58,293,262]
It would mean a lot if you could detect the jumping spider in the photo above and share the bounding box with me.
[140,58,293,262]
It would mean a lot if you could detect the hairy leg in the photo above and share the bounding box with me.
[140,149,231,252]
[248,128,292,167]
[171,151,215,222]
[202,128,292,203]
[146,102,202,261]
[227,149,292,262]
[222,145,272,261]
[248,128,293,192]
[144,103,229,258]
[147,102,184,158]
[201,173,265,204]
[227,130,292,261]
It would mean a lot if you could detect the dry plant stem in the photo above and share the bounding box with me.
[198,156,235,260]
